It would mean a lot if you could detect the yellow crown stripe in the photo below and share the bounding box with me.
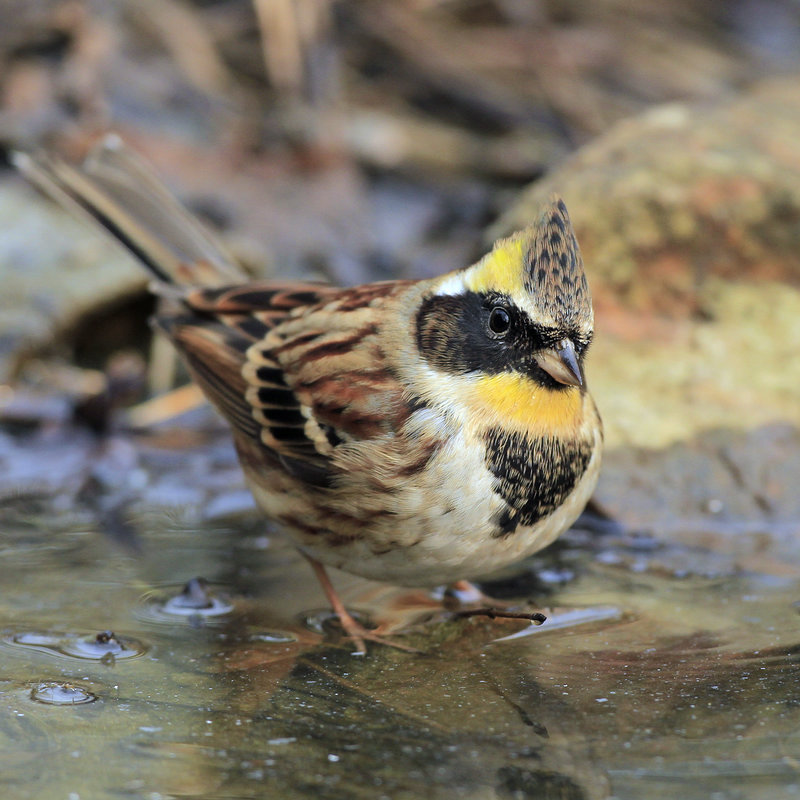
[464,234,527,296]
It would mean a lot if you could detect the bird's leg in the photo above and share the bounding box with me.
[304,555,421,655]
[305,555,369,654]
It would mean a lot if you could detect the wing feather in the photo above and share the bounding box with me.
[160,280,415,490]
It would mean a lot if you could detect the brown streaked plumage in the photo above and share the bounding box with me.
[15,136,603,654]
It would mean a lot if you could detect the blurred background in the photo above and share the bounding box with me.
[1,0,800,423]
[2,4,800,799]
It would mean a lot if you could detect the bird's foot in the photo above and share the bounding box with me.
[334,608,423,656]
[304,554,422,655]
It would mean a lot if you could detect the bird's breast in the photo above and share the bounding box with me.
[481,427,595,537]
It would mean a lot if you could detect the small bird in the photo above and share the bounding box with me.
[16,136,603,653]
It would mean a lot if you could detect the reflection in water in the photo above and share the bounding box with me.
[0,495,799,798]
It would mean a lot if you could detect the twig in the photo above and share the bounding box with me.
[455,607,547,625]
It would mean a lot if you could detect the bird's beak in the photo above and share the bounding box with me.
[536,339,583,387]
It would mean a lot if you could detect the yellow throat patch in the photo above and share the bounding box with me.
[468,372,584,437]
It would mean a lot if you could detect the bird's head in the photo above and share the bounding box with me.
[418,195,592,385]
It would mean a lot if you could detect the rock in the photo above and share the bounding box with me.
[493,77,800,315]
[588,278,800,449]
[0,176,144,381]
[594,424,800,569]
[495,77,800,451]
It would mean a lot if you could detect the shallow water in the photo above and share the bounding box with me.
[1,432,799,800]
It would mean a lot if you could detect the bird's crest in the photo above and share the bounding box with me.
[464,196,591,328]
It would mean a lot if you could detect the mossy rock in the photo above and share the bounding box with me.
[496,77,800,451]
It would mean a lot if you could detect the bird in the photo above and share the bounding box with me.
[15,135,603,654]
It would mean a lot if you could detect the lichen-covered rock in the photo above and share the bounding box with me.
[588,278,800,449]
[493,77,800,317]
[496,77,800,452]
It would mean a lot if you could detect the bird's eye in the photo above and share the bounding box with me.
[488,306,511,335]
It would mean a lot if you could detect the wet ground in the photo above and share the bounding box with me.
[1,422,799,799]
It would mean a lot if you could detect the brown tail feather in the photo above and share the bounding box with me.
[12,134,246,287]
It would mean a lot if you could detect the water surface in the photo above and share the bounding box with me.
[0,430,799,799]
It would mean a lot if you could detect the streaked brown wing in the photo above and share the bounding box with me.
[244,282,415,484]
[162,281,413,488]
[18,141,417,488]
[158,282,338,473]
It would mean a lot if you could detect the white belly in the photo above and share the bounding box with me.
[246,421,603,588]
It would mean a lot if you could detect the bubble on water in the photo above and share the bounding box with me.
[60,631,146,661]
[7,630,148,661]
[30,683,97,705]
[135,578,234,625]
[162,578,233,616]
